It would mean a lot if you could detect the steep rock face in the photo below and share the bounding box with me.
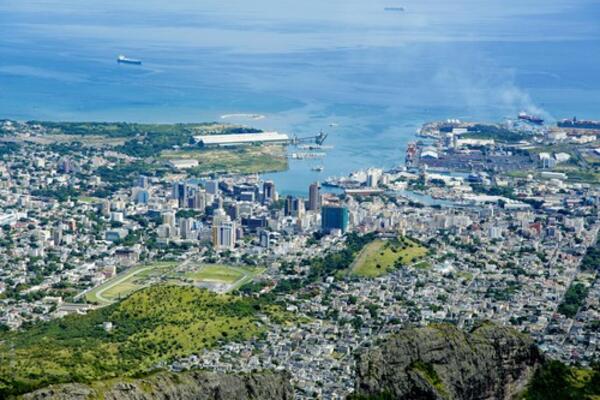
[354,323,542,400]
[22,370,293,400]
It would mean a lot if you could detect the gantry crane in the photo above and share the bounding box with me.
[290,130,328,146]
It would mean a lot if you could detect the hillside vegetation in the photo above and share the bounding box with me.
[523,360,600,400]
[0,286,275,397]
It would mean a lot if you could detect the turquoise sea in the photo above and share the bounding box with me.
[1,0,600,194]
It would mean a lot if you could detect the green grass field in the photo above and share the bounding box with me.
[86,262,178,305]
[101,281,138,300]
[352,238,427,278]
[185,264,264,291]
[187,264,244,283]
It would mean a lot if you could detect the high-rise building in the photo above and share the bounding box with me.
[157,224,174,239]
[58,157,75,174]
[284,195,305,217]
[136,175,149,188]
[173,182,189,208]
[162,211,176,227]
[227,203,240,221]
[263,181,276,202]
[259,230,280,248]
[293,197,305,218]
[284,195,294,216]
[308,182,321,211]
[212,218,237,250]
[366,168,383,188]
[179,217,195,240]
[189,190,206,210]
[321,206,349,233]
[100,199,111,217]
[211,207,228,225]
[206,180,219,195]
[135,189,150,204]
[52,227,62,246]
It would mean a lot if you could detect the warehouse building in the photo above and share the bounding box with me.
[194,131,290,147]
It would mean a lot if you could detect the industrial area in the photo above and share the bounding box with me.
[404,114,600,184]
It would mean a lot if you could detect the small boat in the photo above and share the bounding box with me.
[117,55,142,65]
[311,166,324,172]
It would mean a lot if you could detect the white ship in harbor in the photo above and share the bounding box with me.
[117,55,142,65]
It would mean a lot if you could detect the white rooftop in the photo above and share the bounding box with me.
[195,131,289,145]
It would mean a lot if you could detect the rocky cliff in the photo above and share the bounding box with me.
[21,370,293,400]
[354,323,542,400]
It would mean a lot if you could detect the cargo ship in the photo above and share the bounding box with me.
[384,7,405,12]
[557,117,600,130]
[405,142,418,167]
[117,55,142,65]
[518,112,544,125]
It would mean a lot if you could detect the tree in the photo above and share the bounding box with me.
[525,360,578,400]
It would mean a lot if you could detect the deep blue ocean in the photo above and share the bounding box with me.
[1,0,600,195]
